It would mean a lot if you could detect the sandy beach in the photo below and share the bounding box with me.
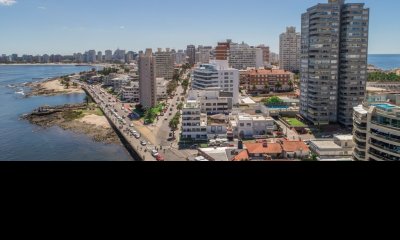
[78,114,111,129]
[27,78,84,96]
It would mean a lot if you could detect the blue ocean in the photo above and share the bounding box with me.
[0,65,133,161]
[368,54,400,70]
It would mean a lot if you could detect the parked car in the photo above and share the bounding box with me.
[141,141,147,146]
[156,154,165,161]
[151,150,159,157]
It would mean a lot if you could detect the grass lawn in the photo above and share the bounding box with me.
[144,103,166,123]
[284,118,306,127]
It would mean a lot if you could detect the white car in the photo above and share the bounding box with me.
[141,141,147,146]
[151,150,159,157]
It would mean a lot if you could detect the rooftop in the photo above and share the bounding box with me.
[334,135,353,141]
[310,141,342,150]
[281,140,310,152]
[244,142,282,155]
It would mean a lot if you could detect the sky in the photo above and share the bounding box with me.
[0,0,399,55]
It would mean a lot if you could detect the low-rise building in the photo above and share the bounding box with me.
[240,69,293,93]
[121,82,140,103]
[244,142,283,160]
[230,113,276,139]
[181,100,208,141]
[280,140,310,159]
[156,77,168,101]
[309,135,354,161]
[103,73,130,92]
[188,90,233,115]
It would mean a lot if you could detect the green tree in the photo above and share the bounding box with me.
[65,82,70,89]
[275,81,282,91]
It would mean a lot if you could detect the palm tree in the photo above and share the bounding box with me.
[288,80,294,91]
[275,81,282,92]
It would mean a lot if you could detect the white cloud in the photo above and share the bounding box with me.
[37,6,46,10]
[0,0,17,6]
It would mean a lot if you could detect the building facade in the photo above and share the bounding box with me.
[215,40,231,61]
[300,0,369,126]
[279,27,301,72]
[192,60,240,105]
[240,69,294,93]
[229,42,263,70]
[138,49,157,108]
[353,95,400,161]
[155,48,175,80]
[186,45,196,66]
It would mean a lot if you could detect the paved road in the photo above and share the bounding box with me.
[79,71,196,161]
[84,84,156,161]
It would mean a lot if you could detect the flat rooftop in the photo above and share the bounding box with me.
[311,141,342,150]
[335,135,353,141]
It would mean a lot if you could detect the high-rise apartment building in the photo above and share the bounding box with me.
[229,42,263,70]
[257,45,270,66]
[87,50,97,63]
[186,45,196,66]
[105,50,113,62]
[279,27,301,72]
[215,40,232,61]
[139,49,157,108]
[300,0,369,126]
[154,48,175,80]
[353,93,400,161]
[97,51,102,63]
[192,60,240,104]
[175,50,187,65]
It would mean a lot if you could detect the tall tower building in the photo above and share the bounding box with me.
[215,40,231,61]
[139,49,157,108]
[105,50,113,62]
[155,48,175,80]
[279,27,301,72]
[97,51,102,63]
[300,0,369,126]
[186,45,196,66]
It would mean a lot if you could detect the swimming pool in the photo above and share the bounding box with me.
[373,104,396,110]
[268,106,289,109]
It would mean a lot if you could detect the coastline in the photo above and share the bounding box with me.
[26,78,84,97]
[22,103,120,144]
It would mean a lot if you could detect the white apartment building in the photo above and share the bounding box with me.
[229,113,276,139]
[188,90,233,115]
[156,77,168,101]
[122,82,140,103]
[192,60,240,105]
[229,42,263,70]
[103,73,130,92]
[105,50,113,62]
[309,135,355,161]
[353,93,400,162]
[155,48,175,80]
[279,26,300,72]
[175,50,187,65]
[139,49,157,108]
[181,100,208,141]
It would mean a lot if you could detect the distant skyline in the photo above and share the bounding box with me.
[1,0,399,55]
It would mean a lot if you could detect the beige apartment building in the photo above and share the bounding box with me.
[155,48,175,80]
[139,49,157,108]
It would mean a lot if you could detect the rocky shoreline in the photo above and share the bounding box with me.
[25,78,84,97]
[22,103,121,145]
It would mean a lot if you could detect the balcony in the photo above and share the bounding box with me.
[368,150,400,162]
[370,131,400,143]
[369,140,400,155]
[353,150,366,161]
[371,121,400,132]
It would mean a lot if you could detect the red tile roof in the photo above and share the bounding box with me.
[281,141,309,152]
[245,143,282,155]
[232,150,250,161]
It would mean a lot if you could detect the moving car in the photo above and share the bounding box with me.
[151,150,159,157]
